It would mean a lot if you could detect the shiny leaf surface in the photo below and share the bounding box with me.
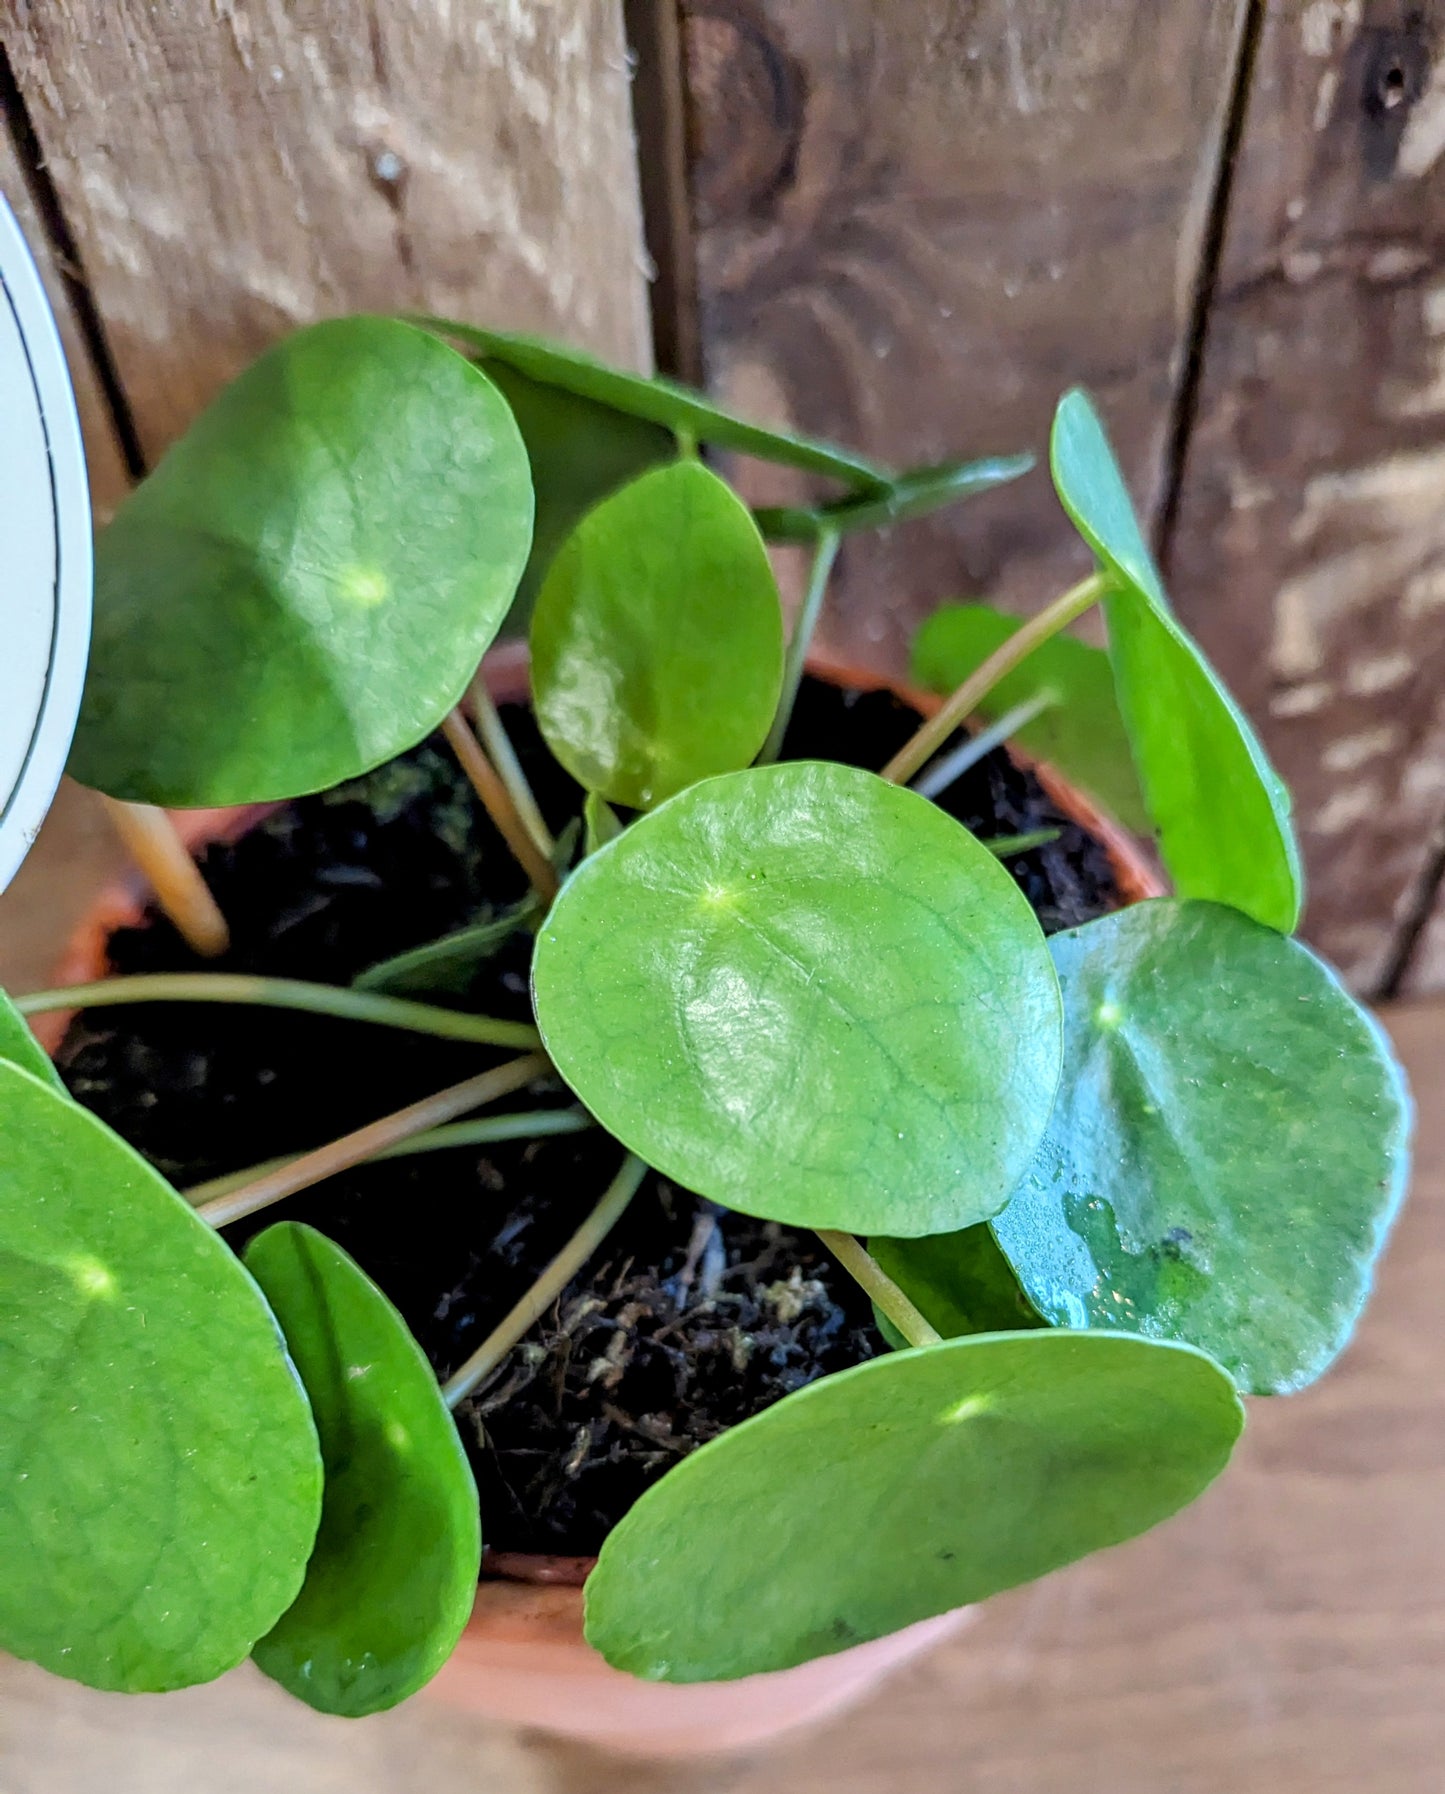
[72,318,533,805]
[585,1330,1242,1681]
[531,462,784,808]
[991,899,1411,1393]
[533,761,1062,1235]
[246,1224,481,1716]
[0,1061,322,1691]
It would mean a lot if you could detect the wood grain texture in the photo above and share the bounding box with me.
[682,0,1248,657]
[0,0,653,983]
[1165,1,1445,993]
[0,130,129,520]
[2,0,652,462]
[1397,828,1445,990]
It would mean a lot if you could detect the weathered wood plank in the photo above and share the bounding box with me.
[0,128,129,520]
[0,1,652,991]
[1165,1,1445,992]
[3,0,652,462]
[683,0,1249,656]
[1398,828,1445,992]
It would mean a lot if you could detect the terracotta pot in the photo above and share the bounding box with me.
[38,646,1163,1756]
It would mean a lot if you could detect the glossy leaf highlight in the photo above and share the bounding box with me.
[991,899,1411,1393]
[0,1061,322,1691]
[245,1224,481,1716]
[72,317,533,806]
[533,761,1062,1236]
[531,461,785,808]
[1049,390,1302,931]
[585,1329,1243,1681]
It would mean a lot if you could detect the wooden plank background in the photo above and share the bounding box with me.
[0,0,653,995]
[1167,0,1445,992]
[681,0,1249,651]
[2,0,651,458]
[678,0,1445,994]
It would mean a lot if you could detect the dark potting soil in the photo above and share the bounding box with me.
[57,678,1122,1556]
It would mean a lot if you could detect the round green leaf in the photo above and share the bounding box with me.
[479,356,673,629]
[532,761,1062,1236]
[1049,390,1302,932]
[585,1329,1243,1681]
[0,1060,322,1691]
[244,1224,481,1717]
[418,318,890,491]
[531,461,785,808]
[991,899,1412,1394]
[870,1226,1043,1349]
[71,317,534,806]
[0,987,64,1093]
[912,602,1149,832]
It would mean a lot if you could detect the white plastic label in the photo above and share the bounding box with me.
[0,193,92,892]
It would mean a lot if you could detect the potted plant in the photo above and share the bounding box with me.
[0,317,1410,1754]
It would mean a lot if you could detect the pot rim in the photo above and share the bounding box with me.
[41,643,1165,1593]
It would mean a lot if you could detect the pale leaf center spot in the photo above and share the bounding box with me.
[339,565,390,608]
[66,1255,118,1300]
[938,1393,992,1426]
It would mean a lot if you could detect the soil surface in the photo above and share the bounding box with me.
[58,679,1121,1555]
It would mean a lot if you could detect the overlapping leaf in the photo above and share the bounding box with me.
[912,602,1148,830]
[531,462,784,808]
[585,1330,1242,1681]
[990,899,1411,1393]
[72,317,534,805]
[478,357,673,625]
[0,988,64,1093]
[1050,390,1302,931]
[417,319,890,490]
[0,1061,322,1691]
[754,453,1033,541]
[533,761,1062,1236]
[869,1226,1043,1349]
[353,900,536,1003]
[245,1224,481,1716]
